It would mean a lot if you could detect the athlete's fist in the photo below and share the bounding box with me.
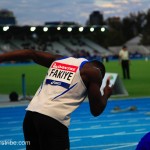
[103,78,113,99]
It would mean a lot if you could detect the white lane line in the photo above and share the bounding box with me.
[71,117,150,125]
[10,127,22,131]
[0,133,22,137]
[127,120,138,123]
[71,120,82,123]
[71,142,138,149]
[110,122,120,125]
[70,123,150,131]
[103,143,137,150]
[89,125,102,129]
[0,126,21,130]
[70,139,81,143]
[70,131,148,139]
[7,121,22,124]
[135,128,146,132]
[0,121,22,124]
[0,117,12,120]
[113,131,126,135]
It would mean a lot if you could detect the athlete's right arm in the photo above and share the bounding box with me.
[0,49,63,68]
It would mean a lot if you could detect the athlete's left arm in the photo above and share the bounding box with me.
[87,69,113,116]
[0,49,63,68]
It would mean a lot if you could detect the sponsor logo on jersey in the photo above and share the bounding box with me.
[46,62,78,88]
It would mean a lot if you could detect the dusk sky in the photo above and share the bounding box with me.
[0,0,150,26]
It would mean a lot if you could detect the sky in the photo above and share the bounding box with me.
[0,0,150,26]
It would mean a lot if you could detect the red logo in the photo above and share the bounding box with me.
[52,62,78,72]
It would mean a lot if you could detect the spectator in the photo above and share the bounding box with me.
[119,45,130,79]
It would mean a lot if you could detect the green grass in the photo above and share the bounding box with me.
[0,59,150,98]
[104,59,150,98]
[0,64,47,95]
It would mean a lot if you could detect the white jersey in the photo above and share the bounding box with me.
[26,57,88,127]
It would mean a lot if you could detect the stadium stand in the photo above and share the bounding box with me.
[81,38,112,56]
[146,46,150,53]
[0,39,17,53]
[109,45,149,56]
[0,30,149,61]
[109,34,150,58]
[127,45,149,56]
[59,37,94,56]
[49,41,72,56]
[125,35,142,46]
[124,35,150,56]
[0,34,113,60]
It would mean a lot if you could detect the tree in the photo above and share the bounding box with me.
[105,17,125,46]
[141,9,150,45]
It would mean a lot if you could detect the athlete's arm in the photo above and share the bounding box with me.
[0,49,63,68]
[87,69,112,116]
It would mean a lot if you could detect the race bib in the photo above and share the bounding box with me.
[46,62,78,88]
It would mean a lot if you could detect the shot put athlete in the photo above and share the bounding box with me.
[0,49,113,150]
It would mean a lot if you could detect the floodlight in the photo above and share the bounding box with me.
[30,27,36,32]
[101,27,105,32]
[79,27,84,32]
[3,26,9,31]
[43,27,48,32]
[57,26,61,30]
[90,27,94,32]
[67,27,72,32]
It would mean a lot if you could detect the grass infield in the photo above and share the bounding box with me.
[0,59,150,98]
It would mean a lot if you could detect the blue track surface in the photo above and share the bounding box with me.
[0,97,150,150]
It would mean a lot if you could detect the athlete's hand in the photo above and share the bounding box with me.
[103,78,113,99]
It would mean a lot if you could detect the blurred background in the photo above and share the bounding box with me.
[0,0,150,98]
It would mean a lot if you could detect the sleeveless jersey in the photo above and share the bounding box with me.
[26,57,88,127]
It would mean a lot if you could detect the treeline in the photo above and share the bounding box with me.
[86,9,150,48]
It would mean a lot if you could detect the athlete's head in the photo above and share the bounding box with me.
[91,60,106,79]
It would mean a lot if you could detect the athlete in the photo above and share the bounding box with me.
[0,49,113,150]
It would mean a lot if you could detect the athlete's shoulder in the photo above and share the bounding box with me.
[82,62,102,80]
